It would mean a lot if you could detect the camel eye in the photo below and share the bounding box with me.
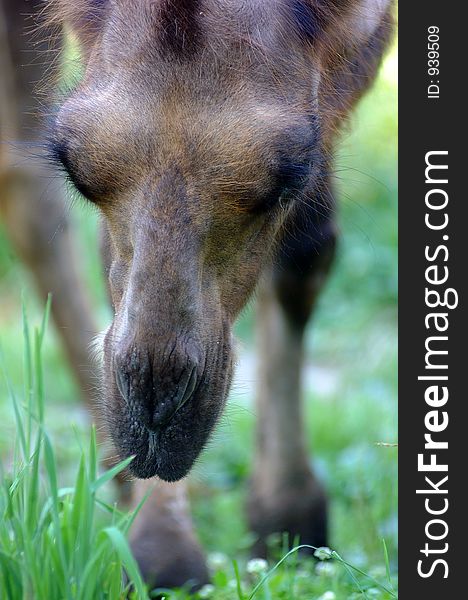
[48,138,103,203]
[257,160,311,213]
[277,160,310,192]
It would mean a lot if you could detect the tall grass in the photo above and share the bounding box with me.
[0,303,398,599]
[0,298,147,599]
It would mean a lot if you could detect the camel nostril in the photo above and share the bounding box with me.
[113,349,200,431]
[115,365,130,403]
[176,367,198,412]
[152,366,198,428]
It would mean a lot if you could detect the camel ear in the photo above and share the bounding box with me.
[290,0,358,41]
[292,0,393,47]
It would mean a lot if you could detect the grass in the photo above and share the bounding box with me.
[0,299,147,599]
[0,48,397,598]
[0,303,397,599]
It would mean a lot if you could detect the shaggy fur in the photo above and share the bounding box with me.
[37,0,395,482]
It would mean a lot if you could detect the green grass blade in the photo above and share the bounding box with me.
[21,297,33,456]
[119,484,153,535]
[25,434,42,533]
[70,454,90,571]
[34,329,45,424]
[382,538,395,592]
[39,294,52,348]
[90,455,135,493]
[101,526,147,598]
[77,543,107,600]
[0,342,27,460]
[89,425,97,483]
[331,550,396,598]
[0,363,27,459]
[36,488,74,533]
[233,559,245,600]
[43,432,58,502]
[43,431,70,598]
[332,551,369,600]
[0,550,23,600]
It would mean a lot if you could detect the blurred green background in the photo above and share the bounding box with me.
[0,46,397,593]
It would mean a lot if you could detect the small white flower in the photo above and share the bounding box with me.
[367,588,382,598]
[345,550,367,568]
[295,568,311,580]
[227,579,239,590]
[246,558,269,575]
[198,584,215,598]
[316,561,338,577]
[314,546,333,560]
[318,592,336,600]
[207,551,229,571]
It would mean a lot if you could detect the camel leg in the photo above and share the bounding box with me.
[1,0,98,408]
[130,479,209,591]
[247,188,337,557]
[0,169,99,407]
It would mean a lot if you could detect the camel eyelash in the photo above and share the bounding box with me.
[46,136,104,204]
